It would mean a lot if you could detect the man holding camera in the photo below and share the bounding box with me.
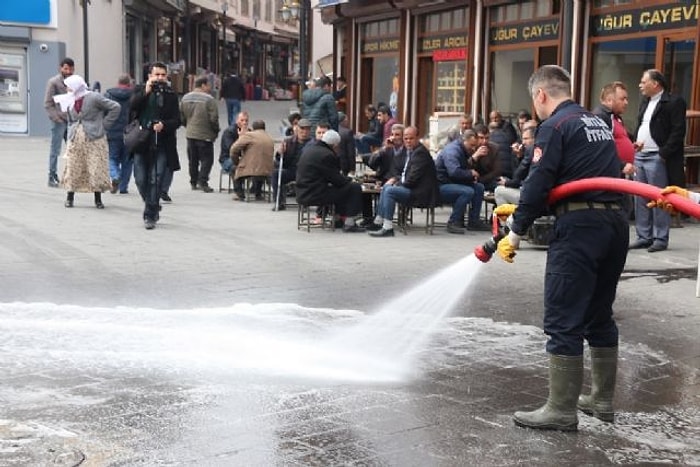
[129,62,181,230]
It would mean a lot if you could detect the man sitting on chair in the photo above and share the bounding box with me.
[295,130,366,233]
[366,126,440,237]
[230,120,274,201]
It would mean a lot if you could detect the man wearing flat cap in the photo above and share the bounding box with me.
[271,118,313,210]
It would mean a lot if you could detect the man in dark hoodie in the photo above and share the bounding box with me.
[104,74,135,194]
[301,76,338,132]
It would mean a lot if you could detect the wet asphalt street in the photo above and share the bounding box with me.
[0,100,698,466]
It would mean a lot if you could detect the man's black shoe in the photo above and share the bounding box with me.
[647,243,667,253]
[369,227,395,237]
[272,204,286,211]
[365,222,382,232]
[191,183,199,190]
[144,219,156,230]
[629,239,652,250]
[48,178,59,188]
[467,220,491,232]
[199,184,214,193]
[446,222,465,234]
[160,192,172,202]
[342,224,366,233]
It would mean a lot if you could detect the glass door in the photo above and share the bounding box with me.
[662,35,695,106]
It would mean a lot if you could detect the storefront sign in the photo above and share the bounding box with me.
[489,20,559,45]
[418,35,468,53]
[361,38,400,54]
[0,0,55,28]
[433,48,467,62]
[591,2,698,36]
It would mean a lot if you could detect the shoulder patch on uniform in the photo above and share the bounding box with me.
[533,146,543,163]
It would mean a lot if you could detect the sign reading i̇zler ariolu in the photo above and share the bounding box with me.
[591,2,698,36]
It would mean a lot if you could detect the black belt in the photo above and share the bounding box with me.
[554,201,622,217]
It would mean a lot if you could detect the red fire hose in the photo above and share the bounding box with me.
[474,177,700,263]
[548,177,700,219]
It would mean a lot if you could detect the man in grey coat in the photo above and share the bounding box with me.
[44,57,75,187]
[180,75,220,192]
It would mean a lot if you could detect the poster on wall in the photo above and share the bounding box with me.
[0,0,56,28]
[0,51,27,133]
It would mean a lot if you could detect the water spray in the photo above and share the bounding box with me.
[474,178,700,263]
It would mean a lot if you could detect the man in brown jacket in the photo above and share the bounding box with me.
[44,57,74,187]
[230,120,274,201]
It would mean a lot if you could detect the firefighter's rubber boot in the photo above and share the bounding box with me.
[513,354,583,432]
[577,346,617,423]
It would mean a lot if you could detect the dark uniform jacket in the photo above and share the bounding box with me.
[635,91,687,187]
[130,83,181,171]
[511,100,622,236]
[338,125,356,175]
[295,140,350,205]
[400,143,440,208]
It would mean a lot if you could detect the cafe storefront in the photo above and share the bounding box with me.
[587,1,699,129]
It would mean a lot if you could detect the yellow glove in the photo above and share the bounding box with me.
[661,185,689,198]
[496,231,521,263]
[493,204,517,221]
[646,186,688,213]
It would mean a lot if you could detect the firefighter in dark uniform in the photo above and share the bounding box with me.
[494,65,629,431]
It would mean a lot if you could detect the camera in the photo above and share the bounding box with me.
[151,81,169,94]
[39,43,49,53]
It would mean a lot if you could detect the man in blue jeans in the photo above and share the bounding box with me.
[129,62,181,229]
[367,126,440,237]
[435,130,490,233]
[43,57,74,187]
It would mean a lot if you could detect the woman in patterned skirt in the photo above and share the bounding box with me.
[56,75,120,208]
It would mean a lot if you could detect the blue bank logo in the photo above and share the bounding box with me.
[0,0,52,26]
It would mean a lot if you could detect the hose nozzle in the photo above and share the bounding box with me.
[474,233,504,263]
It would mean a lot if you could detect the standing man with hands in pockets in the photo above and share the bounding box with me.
[630,69,687,253]
[129,62,181,230]
[494,65,628,432]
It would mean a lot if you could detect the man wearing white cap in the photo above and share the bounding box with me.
[295,129,365,232]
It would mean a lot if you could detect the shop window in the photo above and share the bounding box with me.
[663,38,694,106]
[253,0,261,19]
[589,37,655,129]
[594,0,634,7]
[494,1,559,22]
[435,62,466,113]
[157,17,173,64]
[421,9,468,32]
[490,48,534,115]
[372,56,399,109]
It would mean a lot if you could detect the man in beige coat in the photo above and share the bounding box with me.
[230,120,274,201]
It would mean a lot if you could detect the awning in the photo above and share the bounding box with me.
[315,0,349,8]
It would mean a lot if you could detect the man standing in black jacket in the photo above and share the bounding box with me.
[130,62,181,230]
[220,71,245,127]
[630,69,687,252]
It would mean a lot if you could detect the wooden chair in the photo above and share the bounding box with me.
[297,203,336,232]
[397,204,435,235]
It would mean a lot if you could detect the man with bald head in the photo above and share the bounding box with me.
[367,126,439,237]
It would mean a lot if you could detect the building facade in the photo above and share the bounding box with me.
[0,0,307,136]
[322,0,700,159]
